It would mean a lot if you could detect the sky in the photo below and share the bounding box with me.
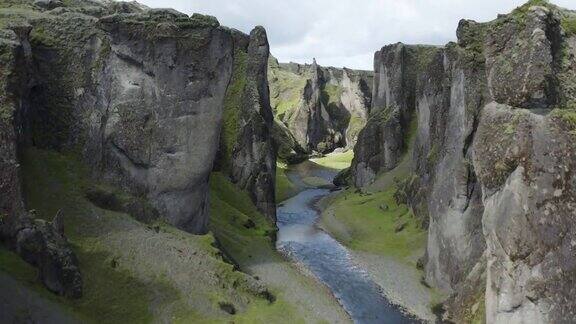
[133,0,575,70]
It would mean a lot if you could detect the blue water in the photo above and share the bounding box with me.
[276,164,418,324]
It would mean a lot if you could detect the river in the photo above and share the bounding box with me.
[276,161,418,324]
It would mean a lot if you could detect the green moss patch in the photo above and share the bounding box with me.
[323,187,426,261]
[208,172,311,323]
[0,246,39,285]
[13,148,296,322]
[275,162,299,203]
[310,150,354,170]
[268,62,306,120]
[551,107,576,136]
[220,49,248,171]
[562,15,576,36]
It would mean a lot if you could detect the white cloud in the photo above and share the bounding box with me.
[132,0,575,70]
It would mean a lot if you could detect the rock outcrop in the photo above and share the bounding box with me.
[7,212,83,298]
[474,102,576,323]
[0,0,277,297]
[351,1,576,322]
[268,57,373,156]
[0,21,81,298]
[217,27,277,221]
[0,0,278,235]
[352,44,440,187]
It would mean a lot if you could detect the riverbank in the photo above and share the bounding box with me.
[318,194,437,322]
[1,148,348,323]
[315,151,440,322]
[210,172,351,323]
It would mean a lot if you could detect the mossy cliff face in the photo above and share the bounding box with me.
[218,27,277,222]
[352,43,439,187]
[0,1,240,235]
[0,25,25,225]
[351,1,576,322]
[0,0,280,307]
[0,21,82,299]
[268,57,373,156]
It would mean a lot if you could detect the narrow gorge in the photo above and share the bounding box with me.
[0,0,575,323]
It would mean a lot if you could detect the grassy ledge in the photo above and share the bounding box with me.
[310,150,354,170]
[275,162,299,203]
[320,187,425,261]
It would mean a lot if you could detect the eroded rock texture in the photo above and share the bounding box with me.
[474,102,576,323]
[0,23,81,299]
[352,2,576,322]
[352,43,440,187]
[0,2,276,235]
[268,57,373,156]
[0,0,277,298]
[218,27,277,221]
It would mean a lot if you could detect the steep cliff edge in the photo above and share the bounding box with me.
[217,27,277,222]
[268,57,373,157]
[351,1,576,322]
[0,0,279,310]
[352,44,439,187]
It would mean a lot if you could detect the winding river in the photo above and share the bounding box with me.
[276,162,417,324]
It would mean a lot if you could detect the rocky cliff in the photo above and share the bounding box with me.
[268,57,373,157]
[351,1,576,322]
[352,44,439,187]
[216,27,277,221]
[0,0,276,298]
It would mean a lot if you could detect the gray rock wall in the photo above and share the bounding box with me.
[352,43,440,187]
[0,23,82,299]
[413,44,487,295]
[227,27,277,221]
[352,2,576,322]
[92,12,233,234]
[474,102,576,323]
[269,58,373,156]
[0,1,275,235]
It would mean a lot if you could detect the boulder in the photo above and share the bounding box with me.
[8,213,82,298]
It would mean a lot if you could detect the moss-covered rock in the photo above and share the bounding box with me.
[218,26,277,222]
[268,57,373,155]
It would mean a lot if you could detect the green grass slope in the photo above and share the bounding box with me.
[275,162,299,203]
[310,151,354,170]
[3,148,337,323]
[209,172,350,323]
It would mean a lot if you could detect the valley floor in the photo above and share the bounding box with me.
[0,148,348,323]
[313,152,440,322]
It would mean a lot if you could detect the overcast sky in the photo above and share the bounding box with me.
[133,0,574,70]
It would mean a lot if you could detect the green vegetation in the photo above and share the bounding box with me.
[562,15,576,36]
[508,0,553,27]
[320,112,425,261]
[551,107,576,135]
[427,144,440,165]
[322,188,426,261]
[275,162,299,202]
[221,49,248,170]
[321,84,343,107]
[413,46,442,72]
[310,150,354,170]
[208,172,313,323]
[18,148,166,323]
[347,114,367,143]
[268,62,306,120]
[12,148,311,323]
[0,246,40,286]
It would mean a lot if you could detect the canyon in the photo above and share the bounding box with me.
[0,0,575,323]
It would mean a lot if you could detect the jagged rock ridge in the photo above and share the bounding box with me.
[0,0,276,297]
[268,57,373,158]
[351,1,576,322]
